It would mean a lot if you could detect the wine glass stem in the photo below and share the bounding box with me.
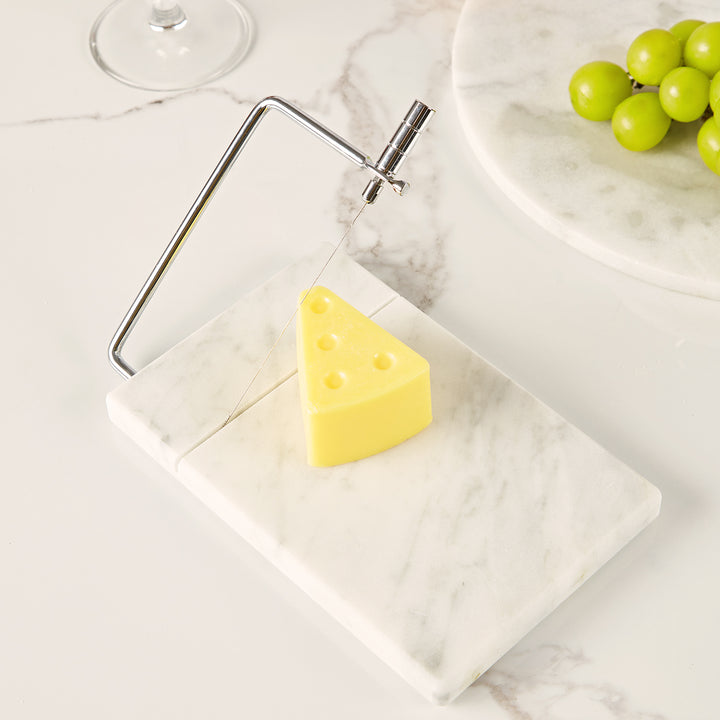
[149,0,187,31]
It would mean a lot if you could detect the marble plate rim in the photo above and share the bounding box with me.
[450,0,720,301]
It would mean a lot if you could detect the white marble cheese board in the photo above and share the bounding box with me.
[107,246,661,704]
[452,0,720,299]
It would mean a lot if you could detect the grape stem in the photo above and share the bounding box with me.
[628,73,644,91]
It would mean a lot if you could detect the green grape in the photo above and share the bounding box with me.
[684,22,720,77]
[627,28,682,85]
[659,66,710,121]
[669,19,705,52]
[611,93,671,151]
[697,116,720,174]
[709,70,720,116]
[569,61,633,120]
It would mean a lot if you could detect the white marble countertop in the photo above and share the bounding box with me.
[2,1,718,718]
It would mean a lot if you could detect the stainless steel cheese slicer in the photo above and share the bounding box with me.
[104,96,661,707]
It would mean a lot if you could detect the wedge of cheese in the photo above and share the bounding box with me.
[296,286,432,467]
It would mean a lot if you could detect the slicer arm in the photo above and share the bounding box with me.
[109,96,434,379]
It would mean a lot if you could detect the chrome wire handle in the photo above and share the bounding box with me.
[108,96,434,379]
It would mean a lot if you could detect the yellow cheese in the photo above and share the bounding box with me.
[296,287,432,467]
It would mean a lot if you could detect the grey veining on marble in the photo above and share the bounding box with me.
[107,245,397,472]
[476,643,671,718]
[452,0,720,299]
[322,2,461,313]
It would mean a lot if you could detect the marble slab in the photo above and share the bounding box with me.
[106,245,397,473]
[452,0,720,299]
[107,253,660,704]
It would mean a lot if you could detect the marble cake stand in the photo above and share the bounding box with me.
[452,0,720,299]
[107,246,660,704]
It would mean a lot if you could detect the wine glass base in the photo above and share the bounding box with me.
[90,0,253,91]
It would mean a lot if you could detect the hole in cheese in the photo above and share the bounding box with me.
[310,296,331,314]
[323,371,346,389]
[317,333,338,351]
[372,351,395,370]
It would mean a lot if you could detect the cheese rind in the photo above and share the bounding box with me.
[297,287,432,466]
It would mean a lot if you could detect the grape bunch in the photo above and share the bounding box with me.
[569,20,720,175]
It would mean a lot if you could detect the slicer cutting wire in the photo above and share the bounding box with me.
[220,201,368,428]
[108,95,435,389]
